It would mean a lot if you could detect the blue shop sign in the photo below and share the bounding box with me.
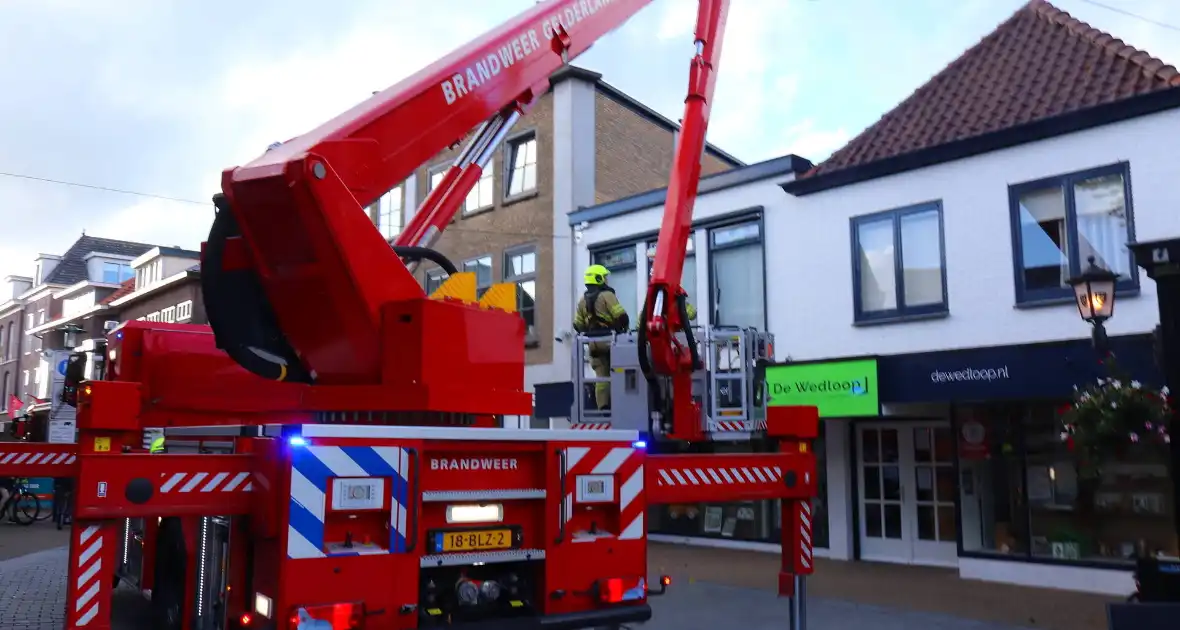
[878,333,1159,403]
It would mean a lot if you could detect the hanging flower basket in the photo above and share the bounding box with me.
[1058,356,1171,480]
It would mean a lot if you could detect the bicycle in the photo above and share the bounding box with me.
[1,478,42,525]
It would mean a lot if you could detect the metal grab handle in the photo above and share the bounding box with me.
[555,449,566,544]
[407,448,420,552]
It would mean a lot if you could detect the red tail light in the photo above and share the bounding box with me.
[597,577,646,604]
[289,602,364,628]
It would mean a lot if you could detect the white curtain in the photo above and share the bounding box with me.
[1074,174,1129,277]
[713,244,765,329]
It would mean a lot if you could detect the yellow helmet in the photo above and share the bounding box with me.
[584,264,610,285]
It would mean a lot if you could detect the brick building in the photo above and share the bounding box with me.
[368,66,743,401]
[0,275,32,423]
[0,235,153,438]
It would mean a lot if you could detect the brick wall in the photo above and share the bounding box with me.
[593,90,735,204]
[388,79,740,370]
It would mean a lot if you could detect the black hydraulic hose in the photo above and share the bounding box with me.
[391,245,458,275]
[676,294,703,371]
[203,194,312,383]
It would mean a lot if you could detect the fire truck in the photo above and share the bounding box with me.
[0,0,820,628]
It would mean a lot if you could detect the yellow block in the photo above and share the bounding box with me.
[429,271,476,304]
[94,437,111,452]
[478,282,518,313]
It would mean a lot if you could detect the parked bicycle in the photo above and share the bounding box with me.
[0,478,42,525]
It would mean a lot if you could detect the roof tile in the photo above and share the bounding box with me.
[806,0,1180,178]
[100,279,136,305]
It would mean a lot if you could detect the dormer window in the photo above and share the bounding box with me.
[102,261,133,284]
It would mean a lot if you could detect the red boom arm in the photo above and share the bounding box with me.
[212,0,731,432]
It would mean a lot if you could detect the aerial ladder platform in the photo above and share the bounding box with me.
[0,0,819,628]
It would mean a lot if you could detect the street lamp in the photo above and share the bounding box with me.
[1068,255,1119,352]
[60,324,85,349]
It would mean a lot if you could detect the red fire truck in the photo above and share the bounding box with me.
[0,1,819,628]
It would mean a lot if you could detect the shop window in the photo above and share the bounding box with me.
[592,246,638,319]
[956,402,1176,563]
[851,202,947,322]
[462,255,493,298]
[646,234,697,314]
[504,246,537,343]
[1009,162,1138,304]
[649,425,830,548]
[710,222,764,329]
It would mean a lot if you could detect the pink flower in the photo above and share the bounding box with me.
[1146,422,1154,430]
[1130,433,1140,443]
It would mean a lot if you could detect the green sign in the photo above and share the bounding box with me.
[765,359,879,417]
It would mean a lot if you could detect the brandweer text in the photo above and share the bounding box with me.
[430,457,519,471]
[440,0,616,105]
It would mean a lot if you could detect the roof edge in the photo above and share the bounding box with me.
[570,154,813,225]
[550,65,745,168]
[784,86,1180,197]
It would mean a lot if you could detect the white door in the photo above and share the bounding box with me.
[909,424,959,567]
[857,423,958,566]
[857,425,909,562]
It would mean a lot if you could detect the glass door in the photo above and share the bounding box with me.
[910,424,959,566]
[857,425,910,562]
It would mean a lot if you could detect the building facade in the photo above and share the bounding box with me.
[368,66,743,409]
[559,1,1180,596]
[0,275,32,425]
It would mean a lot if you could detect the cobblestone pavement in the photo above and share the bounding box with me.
[645,580,1035,630]
[0,521,70,561]
[649,543,1117,630]
[3,544,1050,630]
[0,547,150,630]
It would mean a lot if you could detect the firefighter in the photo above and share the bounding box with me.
[573,264,630,410]
[149,435,166,454]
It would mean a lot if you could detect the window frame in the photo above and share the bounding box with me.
[504,244,539,346]
[462,255,494,298]
[425,267,448,295]
[707,219,767,329]
[102,261,132,284]
[503,131,538,202]
[463,163,495,216]
[849,201,949,324]
[1007,162,1138,306]
[377,185,404,241]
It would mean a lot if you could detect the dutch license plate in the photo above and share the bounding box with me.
[439,528,512,553]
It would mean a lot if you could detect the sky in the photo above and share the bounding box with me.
[1,0,1178,282]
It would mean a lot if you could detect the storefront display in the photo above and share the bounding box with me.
[649,425,830,549]
[956,402,1177,563]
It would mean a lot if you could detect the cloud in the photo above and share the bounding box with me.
[778,120,852,163]
[1,0,1178,284]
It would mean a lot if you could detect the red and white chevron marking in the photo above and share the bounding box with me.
[798,500,813,572]
[569,422,611,430]
[73,524,105,626]
[158,471,253,494]
[710,420,749,432]
[0,450,76,465]
[563,445,645,540]
[655,464,782,487]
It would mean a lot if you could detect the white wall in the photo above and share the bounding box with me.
[574,176,789,320]
[524,75,598,393]
[769,109,1180,361]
